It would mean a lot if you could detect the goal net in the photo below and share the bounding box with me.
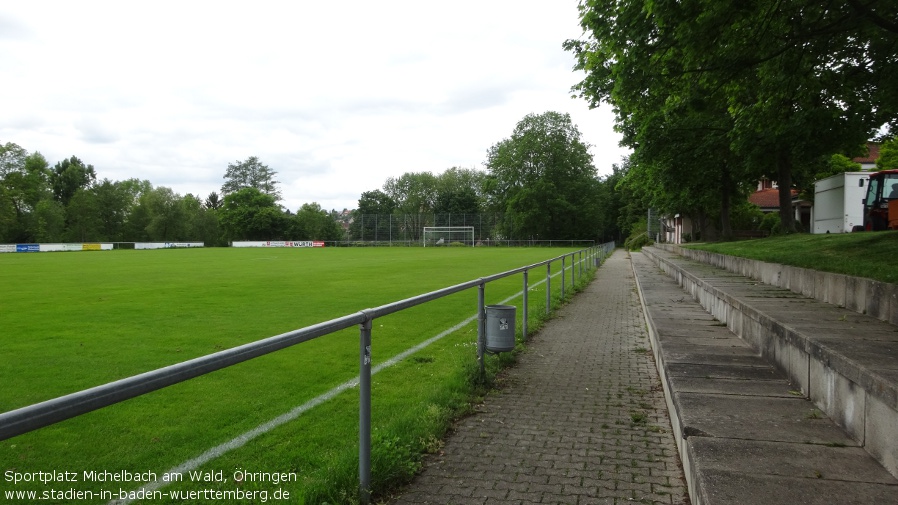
[422,226,475,247]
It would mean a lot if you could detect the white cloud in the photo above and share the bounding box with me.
[0,0,629,212]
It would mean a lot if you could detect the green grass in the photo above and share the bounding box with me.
[0,246,598,504]
[685,231,898,284]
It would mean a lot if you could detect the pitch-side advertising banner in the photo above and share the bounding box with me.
[232,241,325,248]
[134,242,205,250]
[0,243,113,253]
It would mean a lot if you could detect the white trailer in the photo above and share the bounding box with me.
[812,172,869,234]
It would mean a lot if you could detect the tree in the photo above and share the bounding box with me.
[51,156,96,206]
[434,167,484,216]
[0,146,53,241]
[350,190,395,240]
[65,188,100,241]
[32,199,65,242]
[221,156,281,200]
[204,191,223,210]
[0,185,16,242]
[219,187,287,241]
[290,202,344,241]
[566,0,897,233]
[144,187,187,241]
[484,111,600,240]
[382,171,439,240]
[93,178,135,241]
[877,138,898,170]
[0,142,27,177]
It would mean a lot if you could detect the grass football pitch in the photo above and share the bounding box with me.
[0,246,591,503]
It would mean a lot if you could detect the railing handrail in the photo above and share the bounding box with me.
[0,241,615,502]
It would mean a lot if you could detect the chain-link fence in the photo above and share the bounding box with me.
[348,213,504,243]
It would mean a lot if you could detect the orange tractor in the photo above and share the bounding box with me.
[863,169,898,231]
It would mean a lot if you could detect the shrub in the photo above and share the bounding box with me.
[624,218,654,250]
[759,212,782,235]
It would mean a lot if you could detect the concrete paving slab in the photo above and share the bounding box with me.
[659,346,767,367]
[695,469,898,505]
[675,393,859,446]
[658,334,745,346]
[668,377,797,397]
[668,363,786,381]
[786,324,898,341]
[690,436,897,483]
[813,337,898,369]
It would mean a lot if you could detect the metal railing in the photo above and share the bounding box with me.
[0,241,615,503]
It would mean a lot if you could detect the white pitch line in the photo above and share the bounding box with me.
[112,265,581,504]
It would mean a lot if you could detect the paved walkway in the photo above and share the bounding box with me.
[390,251,689,504]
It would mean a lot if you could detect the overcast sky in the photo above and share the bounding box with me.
[1,1,629,212]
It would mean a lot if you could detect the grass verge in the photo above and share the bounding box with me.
[684,231,898,284]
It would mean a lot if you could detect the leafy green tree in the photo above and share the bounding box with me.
[290,202,344,241]
[384,172,437,214]
[434,167,484,217]
[92,178,135,241]
[877,139,898,170]
[204,191,223,210]
[182,193,222,245]
[593,161,629,243]
[51,156,96,206]
[124,198,152,242]
[0,147,52,241]
[567,0,897,233]
[484,111,599,240]
[350,189,395,240]
[21,153,52,210]
[189,206,224,246]
[221,156,281,200]
[383,171,438,240]
[219,187,287,241]
[144,187,187,241]
[65,188,100,241]
[0,142,27,177]
[0,185,16,241]
[32,199,65,242]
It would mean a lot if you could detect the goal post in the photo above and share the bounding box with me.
[422,226,475,247]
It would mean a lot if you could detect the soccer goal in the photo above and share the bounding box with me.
[423,226,475,247]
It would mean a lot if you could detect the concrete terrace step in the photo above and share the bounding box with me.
[630,250,898,505]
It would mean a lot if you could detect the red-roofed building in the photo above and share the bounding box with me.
[852,142,881,170]
[748,188,800,213]
[746,185,810,230]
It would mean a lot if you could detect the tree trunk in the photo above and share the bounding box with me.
[719,162,733,239]
[776,151,796,232]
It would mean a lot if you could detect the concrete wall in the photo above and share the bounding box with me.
[655,243,898,326]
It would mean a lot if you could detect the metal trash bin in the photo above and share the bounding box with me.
[485,304,516,353]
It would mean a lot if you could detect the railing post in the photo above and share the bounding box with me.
[545,262,551,314]
[561,256,566,299]
[570,254,574,291]
[359,316,373,505]
[477,281,486,378]
[522,269,529,341]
